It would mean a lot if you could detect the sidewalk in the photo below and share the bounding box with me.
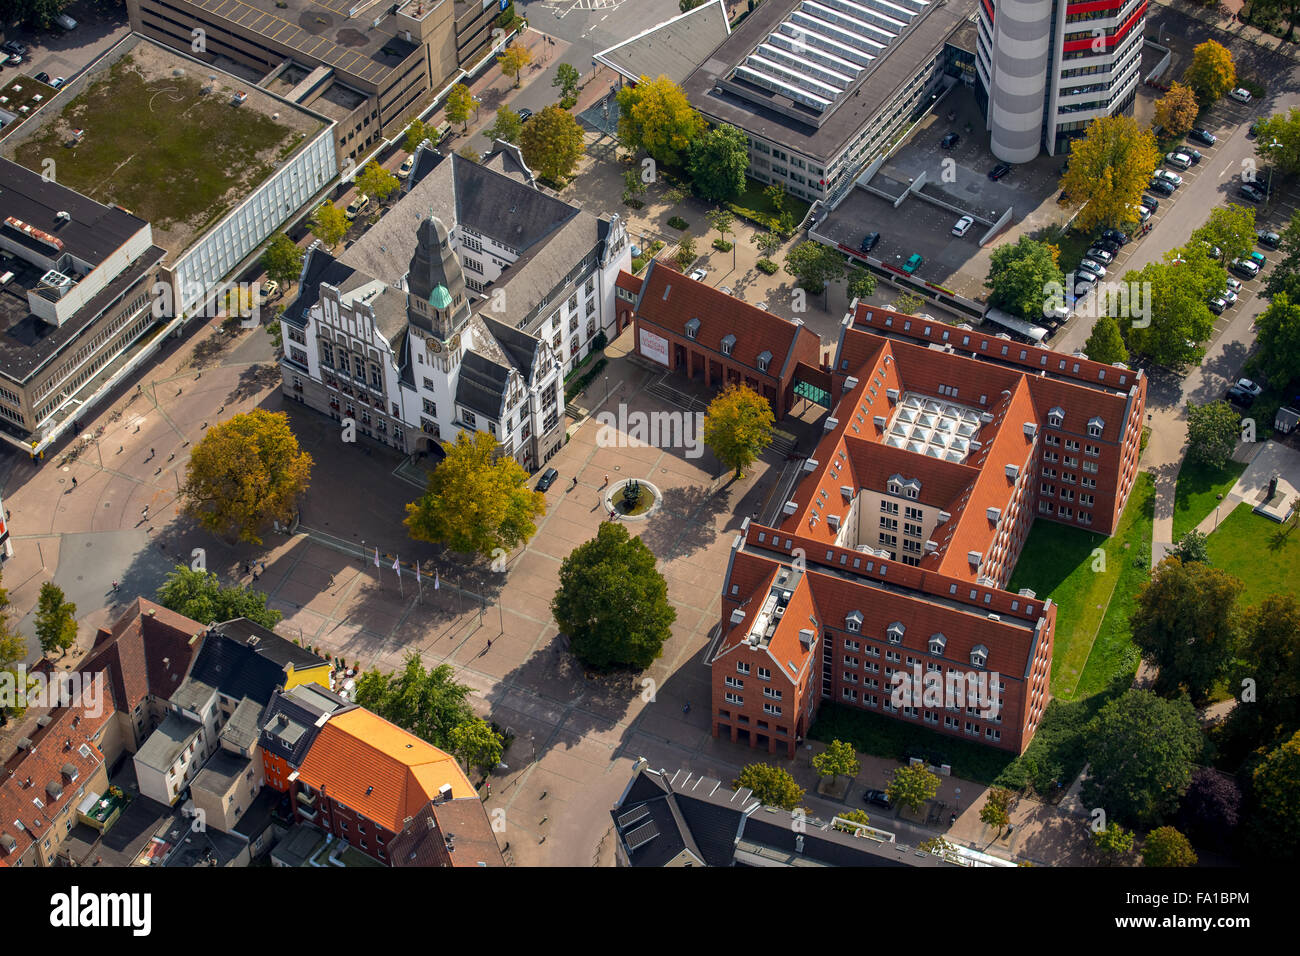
[1151,0,1300,63]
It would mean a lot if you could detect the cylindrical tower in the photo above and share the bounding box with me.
[984,0,1053,163]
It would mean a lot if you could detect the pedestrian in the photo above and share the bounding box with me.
[71,476,77,488]
[111,581,119,592]
[603,473,608,486]
[683,702,690,714]
[487,639,493,650]
[150,447,155,458]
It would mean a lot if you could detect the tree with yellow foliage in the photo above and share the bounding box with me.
[703,383,775,479]
[1154,82,1199,137]
[182,410,313,545]
[498,44,533,89]
[1059,115,1160,233]
[404,430,546,559]
[616,75,706,169]
[1182,40,1236,107]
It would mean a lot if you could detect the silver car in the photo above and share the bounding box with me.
[1078,258,1107,278]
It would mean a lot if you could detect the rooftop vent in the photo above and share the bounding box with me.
[844,376,859,390]
[782,500,798,515]
[824,417,839,431]
[1023,422,1037,438]
[803,459,819,472]
[873,415,886,428]
[886,388,899,402]
[936,511,951,524]
[967,551,982,566]
[730,609,746,625]
[986,507,1001,523]
[840,486,853,500]
[798,628,815,647]
[1005,464,1019,480]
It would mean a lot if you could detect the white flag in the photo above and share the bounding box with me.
[434,569,440,590]
[416,564,422,585]
[393,556,401,576]
[373,547,380,568]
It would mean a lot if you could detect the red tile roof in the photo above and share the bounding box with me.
[83,599,206,713]
[616,270,642,294]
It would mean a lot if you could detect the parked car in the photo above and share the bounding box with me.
[1222,287,1238,305]
[50,77,65,89]
[1229,87,1253,103]
[1153,169,1183,187]
[1095,237,1122,255]
[1238,378,1264,397]
[1135,204,1153,223]
[902,253,923,274]
[988,162,1011,181]
[1101,228,1129,247]
[1185,148,1202,165]
[1231,258,1261,278]
[1147,179,1175,197]
[862,789,893,811]
[1258,229,1281,249]
[1085,247,1113,264]
[688,268,707,281]
[259,279,279,303]
[1226,384,1255,406]
[860,231,880,253]
[1189,128,1217,146]
[34,71,50,84]
[940,131,960,148]
[1250,119,1262,137]
[1198,240,1222,260]
[1166,151,1193,170]
[1207,295,1228,315]
[345,194,369,218]
[398,155,415,178]
[1141,194,1160,212]
[1239,183,1267,203]
[516,107,533,122]
[536,467,558,492]
[1226,276,1243,294]
[1,41,28,58]
[55,13,77,30]
[1249,250,1268,269]
[1078,258,1107,278]
[1074,275,1097,297]
[952,215,974,237]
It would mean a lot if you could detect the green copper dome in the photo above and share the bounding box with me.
[428,284,452,309]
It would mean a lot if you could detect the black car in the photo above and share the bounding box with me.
[1184,148,1202,165]
[34,71,50,84]
[1141,194,1160,212]
[1147,179,1175,197]
[1189,128,1217,146]
[1101,228,1129,247]
[1258,229,1282,249]
[1239,183,1267,203]
[536,467,558,491]
[940,131,960,148]
[860,231,880,253]
[988,162,1011,181]
[1095,237,1122,255]
[862,789,893,811]
[1226,385,1255,406]
[516,107,533,122]
[1,41,27,57]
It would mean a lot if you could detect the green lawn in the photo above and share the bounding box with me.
[727,177,812,226]
[1206,503,1300,607]
[1006,471,1155,700]
[12,55,301,232]
[1171,457,1248,540]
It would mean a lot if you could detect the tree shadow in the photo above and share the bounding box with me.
[225,363,283,405]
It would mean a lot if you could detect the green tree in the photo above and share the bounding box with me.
[1060,115,1161,233]
[260,233,304,289]
[979,787,1014,836]
[687,123,750,202]
[847,268,877,303]
[156,565,283,630]
[1121,251,1221,367]
[1083,315,1129,365]
[1142,826,1198,867]
[355,161,400,203]
[1092,821,1135,864]
[448,718,504,775]
[404,119,430,154]
[1182,40,1236,107]
[1191,204,1257,265]
[354,653,475,751]
[485,106,524,144]
[918,835,955,854]
[309,202,349,249]
[1255,0,1300,41]
[703,382,775,478]
[1247,729,1300,860]
[520,104,585,184]
[784,239,846,295]
[1253,292,1300,387]
[764,182,786,216]
[404,430,546,560]
[34,582,77,659]
[458,145,482,163]
[444,82,479,131]
[1169,528,1211,565]
[733,763,805,810]
[834,808,872,832]
[811,739,860,785]
[1154,82,1200,137]
[498,44,533,89]
[182,410,313,545]
[553,62,580,101]
[680,0,705,11]
[893,291,925,315]
[0,573,31,726]
[986,236,1064,319]
[753,230,782,258]
[886,764,940,814]
[552,522,676,670]
[1185,399,1241,469]
[1255,108,1300,178]
[1081,689,1203,827]
[674,233,697,272]
[14,0,67,29]
[705,207,735,247]
[1227,595,1300,752]
[1130,557,1241,705]
[616,75,706,168]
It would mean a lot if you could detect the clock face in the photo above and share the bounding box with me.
[428,337,442,354]
[449,334,461,352]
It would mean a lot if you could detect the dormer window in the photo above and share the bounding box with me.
[757,349,772,373]
[929,633,946,656]
[1047,407,1064,428]
[684,317,700,339]
[1087,416,1105,437]
[845,611,863,633]
[720,334,736,357]
[887,622,904,644]
[970,645,989,668]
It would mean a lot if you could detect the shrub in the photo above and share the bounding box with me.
[756,258,779,275]
[667,215,689,230]
[564,358,608,403]
[712,239,733,252]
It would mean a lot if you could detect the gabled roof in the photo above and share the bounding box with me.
[260,683,355,766]
[210,618,327,673]
[83,599,206,713]
[294,709,473,834]
[287,246,357,329]
[479,314,542,382]
[173,631,300,712]
[455,349,510,421]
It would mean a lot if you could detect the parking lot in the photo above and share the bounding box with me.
[0,2,129,89]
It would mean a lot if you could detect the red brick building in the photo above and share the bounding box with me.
[625,260,823,417]
[711,307,1147,757]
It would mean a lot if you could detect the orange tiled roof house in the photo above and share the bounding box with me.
[711,305,1147,758]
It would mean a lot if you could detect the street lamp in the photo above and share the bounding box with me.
[1215,492,1224,530]
[604,375,609,404]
